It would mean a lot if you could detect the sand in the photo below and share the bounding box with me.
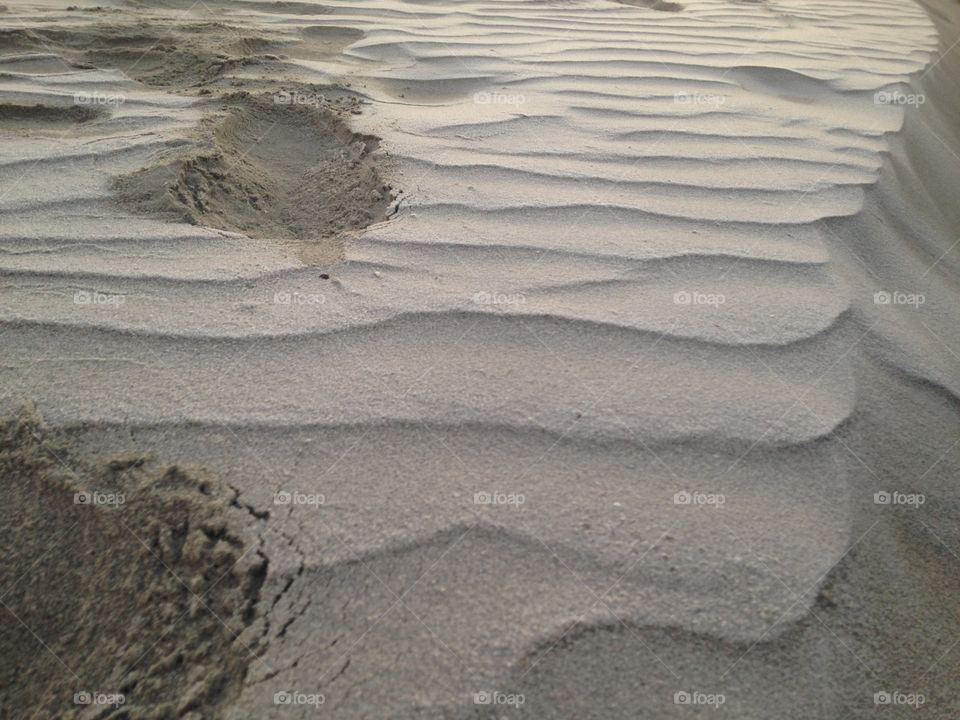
[0,0,958,717]
[113,92,394,262]
[0,407,268,719]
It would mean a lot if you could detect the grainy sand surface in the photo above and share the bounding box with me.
[0,0,958,717]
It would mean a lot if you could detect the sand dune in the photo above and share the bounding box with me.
[1,0,958,717]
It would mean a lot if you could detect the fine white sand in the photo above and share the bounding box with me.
[1,0,958,717]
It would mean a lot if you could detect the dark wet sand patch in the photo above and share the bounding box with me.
[615,0,683,11]
[0,407,268,719]
[0,101,105,132]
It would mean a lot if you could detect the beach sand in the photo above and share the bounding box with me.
[0,0,958,717]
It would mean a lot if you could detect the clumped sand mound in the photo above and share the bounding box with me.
[114,92,395,259]
[0,407,267,719]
